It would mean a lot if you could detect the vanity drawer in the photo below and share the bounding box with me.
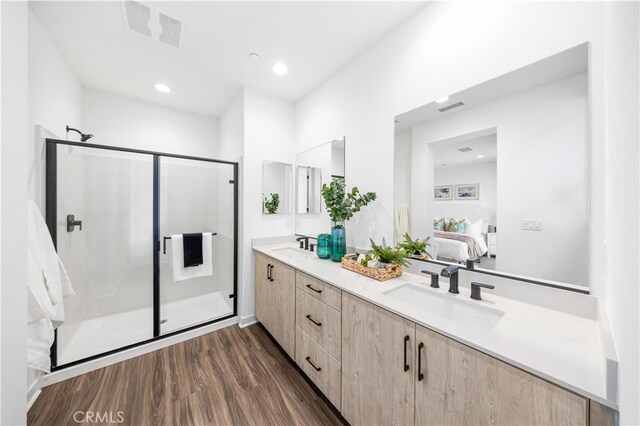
[295,327,341,410]
[296,271,341,312]
[295,289,341,361]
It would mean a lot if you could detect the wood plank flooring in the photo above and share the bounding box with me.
[28,324,343,426]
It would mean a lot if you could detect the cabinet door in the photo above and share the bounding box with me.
[342,292,416,426]
[269,259,296,357]
[415,325,587,426]
[254,253,271,331]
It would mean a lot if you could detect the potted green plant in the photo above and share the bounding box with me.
[321,178,376,262]
[397,233,432,259]
[264,193,280,214]
[368,238,411,267]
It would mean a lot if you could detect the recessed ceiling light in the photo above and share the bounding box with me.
[248,53,260,61]
[154,83,171,93]
[477,154,485,159]
[272,62,288,76]
[436,96,450,103]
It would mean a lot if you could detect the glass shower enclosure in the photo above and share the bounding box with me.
[45,139,238,369]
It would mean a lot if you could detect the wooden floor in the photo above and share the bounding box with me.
[28,324,343,426]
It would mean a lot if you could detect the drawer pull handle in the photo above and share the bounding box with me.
[418,342,424,381]
[306,284,322,293]
[268,264,274,282]
[305,315,322,327]
[305,356,322,372]
[404,335,410,372]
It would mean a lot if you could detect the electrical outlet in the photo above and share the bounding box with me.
[521,219,542,231]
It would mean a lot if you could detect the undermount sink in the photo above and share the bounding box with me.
[384,283,504,332]
[272,247,313,257]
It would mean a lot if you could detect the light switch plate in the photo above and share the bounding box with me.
[521,219,542,231]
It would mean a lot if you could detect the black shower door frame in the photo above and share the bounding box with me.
[45,138,239,370]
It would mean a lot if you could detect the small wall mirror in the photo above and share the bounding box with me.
[394,43,589,289]
[296,138,346,234]
[262,161,292,215]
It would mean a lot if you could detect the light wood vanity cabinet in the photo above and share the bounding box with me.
[341,292,416,426]
[254,252,613,426]
[254,253,295,357]
[294,271,343,409]
[415,325,588,426]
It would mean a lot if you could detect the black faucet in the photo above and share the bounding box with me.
[296,236,310,250]
[441,265,459,294]
[420,270,439,288]
[465,257,480,269]
[470,282,495,301]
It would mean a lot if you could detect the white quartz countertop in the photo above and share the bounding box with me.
[253,242,617,410]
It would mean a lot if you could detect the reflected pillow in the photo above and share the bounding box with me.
[433,217,445,231]
[465,219,482,236]
[446,218,466,233]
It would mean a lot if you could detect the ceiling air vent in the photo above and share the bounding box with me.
[123,1,184,48]
[457,147,473,152]
[438,101,465,113]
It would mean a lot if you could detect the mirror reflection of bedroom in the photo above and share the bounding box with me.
[394,43,589,287]
[430,131,497,270]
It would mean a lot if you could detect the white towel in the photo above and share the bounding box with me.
[171,232,213,282]
[27,318,55,372]
[395,206,410,242]
[26,199,75,372]
[27,249,55,323]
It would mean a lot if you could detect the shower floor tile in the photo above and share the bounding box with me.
[57,291,233,365]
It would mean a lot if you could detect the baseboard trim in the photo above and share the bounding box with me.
[238,315,257,328]
[43,317,238,387]
[26,375,43,411]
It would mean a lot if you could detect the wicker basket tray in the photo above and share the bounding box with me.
[341,253,403,282]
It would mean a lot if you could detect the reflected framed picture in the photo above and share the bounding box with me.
[434,185,453,201]
[455,183,479,200]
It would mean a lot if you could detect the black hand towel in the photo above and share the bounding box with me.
[183,233,203,267]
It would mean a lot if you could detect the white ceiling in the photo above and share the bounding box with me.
[395,43,588,134]
[432,133,497,169]
[30,1,425,117]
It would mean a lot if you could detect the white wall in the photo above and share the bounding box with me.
[412,73,588,286]
[219,89,244,162]
[603,2,640,424]
[0,2,28,424]
[82,88,219,157]
[295,1,606,277]
[28,7,83,197]
[295,2,637,422]
[231,87,295,324]
[434,161,497,226]
[27,9,85,390]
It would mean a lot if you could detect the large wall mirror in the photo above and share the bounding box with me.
[262,161,292,215]
[296,137,346,236]
[394,43,589,289]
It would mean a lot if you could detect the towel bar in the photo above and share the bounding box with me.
[162,233,218,254]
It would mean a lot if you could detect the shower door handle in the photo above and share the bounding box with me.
[67,215,82,232]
